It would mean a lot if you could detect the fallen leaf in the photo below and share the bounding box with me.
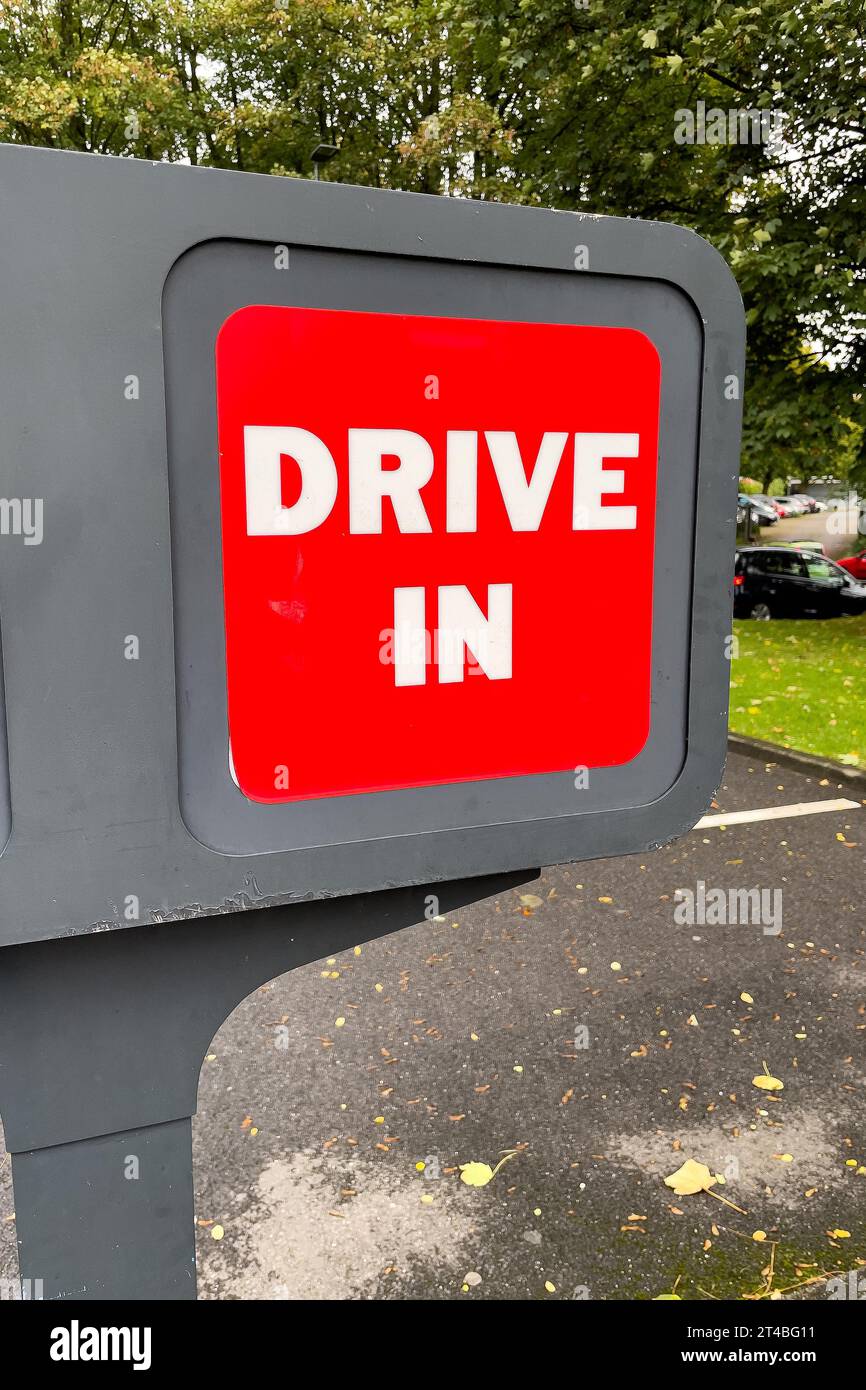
[459,1152,518,1188]
[752,1069,784,1092]
[664,1159,717,1196]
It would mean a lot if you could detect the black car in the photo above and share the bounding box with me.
[734,546,866,619]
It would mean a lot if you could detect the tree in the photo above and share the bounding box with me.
[1,1,862,482]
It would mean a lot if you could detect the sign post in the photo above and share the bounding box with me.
[0,145,744,1299]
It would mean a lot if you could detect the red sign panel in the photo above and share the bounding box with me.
[215,305,661,802]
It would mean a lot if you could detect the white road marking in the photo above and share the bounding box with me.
[695,798,861,829]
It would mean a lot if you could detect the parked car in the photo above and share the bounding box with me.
[838,550,866,581]
[769,495,807,517]
[734,546,866,619]
[747,493,783,519]
[765,496,793,517]
[738,493,778,525]
[791,493,823,513]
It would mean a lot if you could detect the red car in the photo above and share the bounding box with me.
[838,551,866,581]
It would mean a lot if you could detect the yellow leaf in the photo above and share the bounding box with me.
[740,992,754,1004]
[752,1230,767,1242]
[544,1280,556,1293]
[459,1152,517,1188]
[211,1224,225,1241]
[654,1293,681,1300]
[664,1159,717,1196]
[752,1073,784,1092]
[830,1229,851,1239]
[773,1154,794,1163]
[519,894,543,908]
[461,1162,494,1184]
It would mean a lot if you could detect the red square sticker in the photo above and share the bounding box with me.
[215,305,660,802]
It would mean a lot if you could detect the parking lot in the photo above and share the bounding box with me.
[750,502,859,560]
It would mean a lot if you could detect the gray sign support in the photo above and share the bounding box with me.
[0,871,534,1299]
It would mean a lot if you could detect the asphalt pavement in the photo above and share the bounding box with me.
[755,503,859,559]
[1,749,863,1301]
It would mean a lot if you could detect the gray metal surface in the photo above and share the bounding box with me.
[0,870,535,1300]
[12,1120,196,1301]
[0,146,745,946]
[0,872,534,1153]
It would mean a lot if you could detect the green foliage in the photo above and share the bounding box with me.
[0,1,863,479]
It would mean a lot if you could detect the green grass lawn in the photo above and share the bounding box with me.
[730,615,866,767]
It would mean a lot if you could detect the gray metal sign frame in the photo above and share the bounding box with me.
[0,146,745,947]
